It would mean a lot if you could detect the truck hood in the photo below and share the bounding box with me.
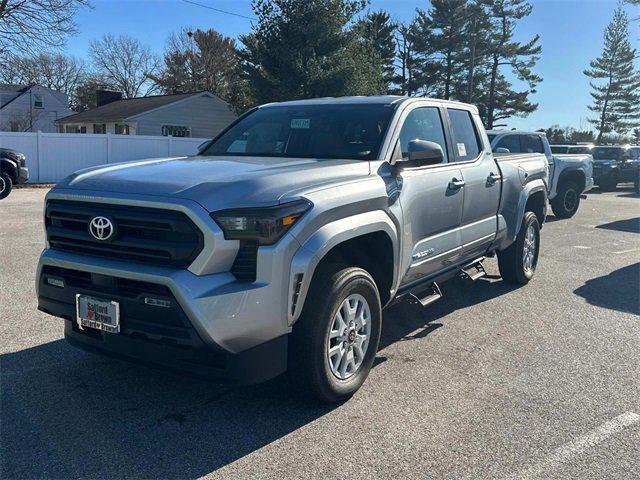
[56,155,372,211]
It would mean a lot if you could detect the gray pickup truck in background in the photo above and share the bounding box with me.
[488,130,593,218]
[37,96,548,402]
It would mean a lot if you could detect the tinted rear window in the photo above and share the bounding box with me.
[448,109,481,161]
[592,147,623,160]
[202,104,394,160]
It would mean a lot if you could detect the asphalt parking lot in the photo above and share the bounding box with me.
[1,187,639,479]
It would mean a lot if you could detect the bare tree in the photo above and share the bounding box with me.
[0,0,89,60]
[90,34,160,98]
[3,53,86,93]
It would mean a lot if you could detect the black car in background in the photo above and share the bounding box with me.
[0,148,29,199]
[591,145,640,191]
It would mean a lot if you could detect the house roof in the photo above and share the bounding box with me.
[0,84,31,93]
[57,91,211,124]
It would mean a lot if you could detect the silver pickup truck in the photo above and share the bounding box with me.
[37,96,548,402]
[488,130,593,218]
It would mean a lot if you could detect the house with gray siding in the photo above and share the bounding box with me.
[0,84,72,132]
[56,91,237,138]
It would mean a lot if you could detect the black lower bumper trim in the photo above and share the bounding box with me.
[61,319,288,385]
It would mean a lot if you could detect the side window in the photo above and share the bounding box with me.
[495,135,521,154]
[525,135,544,154]
[448,109,481,162]
[398,107,448,163]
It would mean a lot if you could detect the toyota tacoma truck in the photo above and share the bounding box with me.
[37,96,548,402]
[487,130,592,218]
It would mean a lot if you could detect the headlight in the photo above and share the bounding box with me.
[211,200,312,245]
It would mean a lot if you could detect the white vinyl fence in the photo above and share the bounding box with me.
[0,131,210,183]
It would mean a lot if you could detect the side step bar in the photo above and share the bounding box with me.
[409,282,443,307]
[460,258,487,282]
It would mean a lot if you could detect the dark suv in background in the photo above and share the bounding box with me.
[0,148,29,199]
[591,145,640,191]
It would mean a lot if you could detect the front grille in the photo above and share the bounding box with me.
[46,200,204,268]
[41,265,200,346]
[231,240,258,282]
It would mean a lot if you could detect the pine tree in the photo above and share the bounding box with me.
[482,0,541,128]
[412,0,469,100]
[239,0,384,105]
[585,7,640,143]
[355,11,396,92]
[391,22,420,96]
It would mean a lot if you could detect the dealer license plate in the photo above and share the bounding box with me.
[76,294,120,333]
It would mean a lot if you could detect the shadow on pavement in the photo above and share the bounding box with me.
[1,275,519,479]
[574,263,640,316]
[595,217,640,234]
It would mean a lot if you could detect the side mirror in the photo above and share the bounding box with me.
[196,140,211,154]
[396,140,444,169]
[495,147,510,154]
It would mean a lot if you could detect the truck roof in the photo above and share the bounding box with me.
[260,95,479,113]
[486,129,547,137]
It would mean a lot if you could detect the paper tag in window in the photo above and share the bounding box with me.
[457,143,467,157]
[290,118,310,129]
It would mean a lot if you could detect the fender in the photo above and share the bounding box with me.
[287,210,399,325]
[0,158,19,182]
[511,179,547,241]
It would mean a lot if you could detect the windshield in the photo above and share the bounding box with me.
[202,104,394,160]
[591,147,623,160]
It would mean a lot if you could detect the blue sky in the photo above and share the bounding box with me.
[63,0,639,130]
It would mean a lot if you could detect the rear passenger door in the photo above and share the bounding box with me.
[447,108,501,260]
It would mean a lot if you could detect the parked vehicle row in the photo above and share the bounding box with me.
[36,96,549,402]
[0,148,29,199]
[487,130,593,218]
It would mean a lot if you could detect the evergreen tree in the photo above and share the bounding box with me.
[355,10,396,91]
[391,21,421,96]
[585,7,640,143]
[482,0,541,128]
[413,0,469,100]
[240,0,384,105]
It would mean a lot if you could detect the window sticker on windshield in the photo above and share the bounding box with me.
[457,143,467,157]
[291,118,310,129]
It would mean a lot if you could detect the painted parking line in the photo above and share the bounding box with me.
[510,412,640,479]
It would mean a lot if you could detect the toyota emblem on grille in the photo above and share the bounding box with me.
[89,216,115,241]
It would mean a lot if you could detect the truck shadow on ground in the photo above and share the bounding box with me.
[595,217,640,234]
[574,263,640,316]
[1,275,518,479]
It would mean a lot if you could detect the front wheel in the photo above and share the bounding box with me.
[289,266,382,403]
[0,172,13,199]
[551,181,580,218]
[497,211,540,285]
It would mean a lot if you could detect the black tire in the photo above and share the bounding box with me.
[289,266,382,403]
[598,175,618,192]
[497,211,540,285]
[551,180,580,218]
[0,171,13,199]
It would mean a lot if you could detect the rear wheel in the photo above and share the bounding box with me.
[551,180,580,218]
[497,212,540,285]
[0,172,13,199]
[289,266,382,403]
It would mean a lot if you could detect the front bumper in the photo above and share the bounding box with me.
[583,176,594,193]
[37,262,288,384]
[17,166,29,184]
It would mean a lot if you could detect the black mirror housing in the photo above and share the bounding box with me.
[395,140,444,170]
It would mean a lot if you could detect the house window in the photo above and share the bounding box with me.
[162,125,191,137]
[93,124,106,134]
[33,94,44,109]
[115,124,130,135]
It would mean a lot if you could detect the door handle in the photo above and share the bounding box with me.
[487,172,502,185]
[448,178,465,190]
